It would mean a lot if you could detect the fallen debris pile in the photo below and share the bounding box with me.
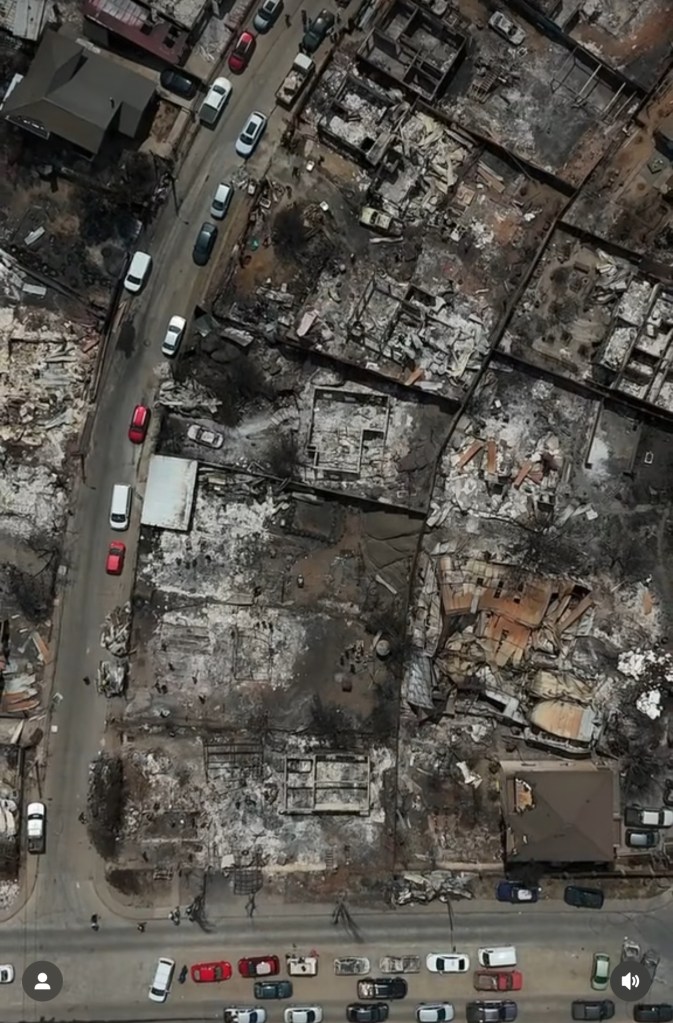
[97,659,127,698]
[101,603,132,658]
[390,870,475,905]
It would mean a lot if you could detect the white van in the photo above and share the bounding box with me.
[149,957,175,1002]
[477,946,517,969]
[109,484,132,531]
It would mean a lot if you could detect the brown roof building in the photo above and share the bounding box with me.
[500,760,618,865]
[2,29,155,155]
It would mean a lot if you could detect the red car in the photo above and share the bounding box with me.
[474,970,523,992]
[238,955,280,978]
[191,961,233,983]
[105,541,126,575]
[228,30,256,73]
[128,404,150,444]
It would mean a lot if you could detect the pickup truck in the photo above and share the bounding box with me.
[359,207,403,237]
[357,978,408,1000]
[335,958,370,976]
[276,53,315,108]
[26,801,46,854]
[379,956,420,974]
[224,1009,267,1023]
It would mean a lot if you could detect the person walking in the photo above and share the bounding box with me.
[284,12,291,26]
[137,922,146,932]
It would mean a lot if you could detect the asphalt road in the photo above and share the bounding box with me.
[19,0,327,937]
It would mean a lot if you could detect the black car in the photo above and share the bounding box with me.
[301,8,335,53]
[564,885,604,909]
[357,978,407,1000]
[642,950,661,978]
[571,1001,615,1021]
[254,981,293,999]
[347,1005,389,1023]
[466,1001,517,1022]
[159,68,199,99]
[193,222,218,266]
[634,1007,673,1023]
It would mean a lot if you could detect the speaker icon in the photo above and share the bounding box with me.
[621,972,640,991]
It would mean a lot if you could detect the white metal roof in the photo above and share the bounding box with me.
[141,455,197,532]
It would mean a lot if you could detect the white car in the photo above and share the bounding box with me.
[149,957,175,1003]
[199,76,233,125]
[124,250,152,293]
[253,0,283,30]
[187,424,224,449]
[417,1006,454,1023]
[211,182,234,220]
[225,1010,267,1023]
[488,11,525,45]
[284,1009,323,1023]
[0,965,14,983]
[426,953,470,973]
[235,110,267,157]
[161,315,186,357]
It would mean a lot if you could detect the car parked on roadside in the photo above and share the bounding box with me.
[193,222,218,266]
[564,885,604,909]
[0,965,15,983]
[239,956,280,977]
[495,881,538,903]
[357,978,407,1000]
[426,953,470,973]
[187,424,224,449]
[626,829,659,849]
[571,1000,615,1021]
[466,1002,517,1023]
[191,961,232,983]
[591,954,610,991]
[161,315,186,357]
[254,981,293,999]
[346,1005,388,1023]
[160,68,199,99]
[474,973,522,993]
[105,541,126,575]
[128,404,150,443]
[634,1007,673,1022]
[284,1008,322,1023]
[621,939,641,962]
[624,807,673,828]
[199,76,233,126]
[416,1005,454,1022]
[488,10,525,44]
[124,250,151,293]
[301,8,335,52]
[228,29,256,72]
[211,182,234,220]
[253,0,283,31]
[235,110,267,157]
[642,950,661,978]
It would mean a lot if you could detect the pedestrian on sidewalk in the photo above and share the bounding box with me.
[301,8,308,27]
[284,12,291,25]
[90,914,99,931]
[137,922,146,932]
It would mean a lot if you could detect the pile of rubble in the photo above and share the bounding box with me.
[389,870,475,906]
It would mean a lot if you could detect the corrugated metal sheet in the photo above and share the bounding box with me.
[141,455,197,532]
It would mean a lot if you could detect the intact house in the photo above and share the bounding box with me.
[1,29,156,157]
[500,760,619,868]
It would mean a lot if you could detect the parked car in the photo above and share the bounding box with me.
[474,973,522,993]
[301,8,335,52]
[254,981,293,999]
[335,959,371,976]
[347,1006,388,1023]
[211,182,234,220]
[128,404,150,443]
[223,1010,267,1023]
[253,0,283,31]
[625,807,673,828]
[357,978,407,1000]
[0,965,15,983]
[495,881,538,903]
[149,958,175,1003]
[564,885,604,909]
[235,110,267,157]
[191,962,232,983]
[634,1008,673,1023]
[621,939,641,962]
[162,315,186,357]
[626,829,659,848]
[571,1001,615,1021]
[199,76,233,125]
[187,424,224,449]
[642,950,661,978]
[193,222,218,266]
[284,1009,322,1023]
[124,250,151,293]
[591,954,610,991]
[466,1002,517,1023]
[416,1005,454,1022]
[426,954,469,973]
[228,29,256,72]
[105,541,126,576]
[160,68,199,98]
[488,11,525,45]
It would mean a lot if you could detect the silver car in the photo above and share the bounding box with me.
[253,0,282,31]
[187,424,223,449]
[235,111,267,157]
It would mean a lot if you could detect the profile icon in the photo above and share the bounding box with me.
[22,960,63,1001]
[34,972,50,991]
